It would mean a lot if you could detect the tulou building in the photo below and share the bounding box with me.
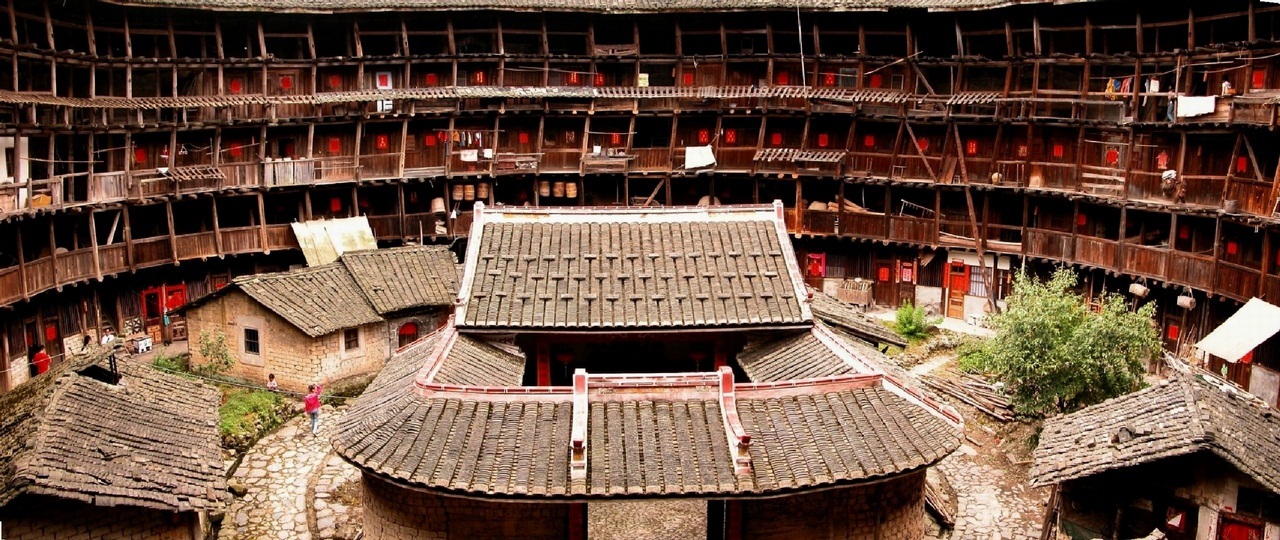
[332,202,963,539]
[1,0,1280,403]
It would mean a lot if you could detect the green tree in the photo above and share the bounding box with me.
[194,330,236,377]
[894,302,942,343]
[966,268,1158,417]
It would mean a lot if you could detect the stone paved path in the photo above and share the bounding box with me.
[220,405,362,540]
[930,446,1044,540]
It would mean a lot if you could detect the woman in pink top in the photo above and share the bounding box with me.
[305,383,323,435]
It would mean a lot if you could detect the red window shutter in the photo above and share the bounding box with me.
[518,132,529,144]
[966,140,979,155]
[375,134,389,150]
[328,137,341,153]
[697,129,710,145]
[594,73,605,86]
[863,135,875,147]
[817,133,830,148]
[683,72,695,86]
[134,147,147,163]
[770,133,782,146]
[425,73,438,86]
[377,72,391,88]
[1167,324,1180,341]
[280,76,292,90]
[610,133,622,145]
[229,79,243,94]
[776,71,790,86]
[724,129,737,145]
[328,74,342,89]
[1237,156,1249,173]
[1253,69,1267,89]
[1052,143,1065,158]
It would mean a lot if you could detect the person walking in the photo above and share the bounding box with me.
[304,382,323,435]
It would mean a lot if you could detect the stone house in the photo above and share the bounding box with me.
[1032,360,1280,540]
[334,203,962,540]
[183,245,458,391]
[0,347,227,540]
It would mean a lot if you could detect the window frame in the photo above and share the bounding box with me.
[342,327,361,352]
[243,327,261,355]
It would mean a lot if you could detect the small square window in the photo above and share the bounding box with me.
[343,328,360,351]
[244,328,260,355]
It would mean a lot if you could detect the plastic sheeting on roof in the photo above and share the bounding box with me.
[291,216,377,266]
[1195,298,1280,362]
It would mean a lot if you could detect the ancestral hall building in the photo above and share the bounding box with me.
[4,0,1280,396]
[334,203,963,539]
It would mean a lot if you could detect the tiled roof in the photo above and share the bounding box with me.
[103,0,1067,13]
[342,245,459,315]
[428,334,527,387]
[1031,363,1280,494]
[456,203,811,331]
[237,263,384,338]
[0,349,227,513]
[184,244,458,337]
[334,324,962,498]
[807,287,906,348]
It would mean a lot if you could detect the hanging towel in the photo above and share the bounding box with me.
[1176,95,1216,118]
[684,146,717,169]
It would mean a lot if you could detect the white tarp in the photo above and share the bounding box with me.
[1195,297,1280,362]
[290,216,377,267]
[1176,96,1216,118]
[684,146,717,169]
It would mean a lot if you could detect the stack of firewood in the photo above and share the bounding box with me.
[919,372,1014,422]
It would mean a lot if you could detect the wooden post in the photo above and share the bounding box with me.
[257,192,269,253]
[166,201,178,265]
[211,196,224,257]
[1116,206,1127,270]
[536,340,551,386]
[90,210,101,281]
[122,205,135,272]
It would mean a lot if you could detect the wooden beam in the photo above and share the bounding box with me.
[211,196,223,257]
[166,201,178,265]
[90,211,101,281]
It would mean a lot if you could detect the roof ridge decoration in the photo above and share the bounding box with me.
[718,367,753,476]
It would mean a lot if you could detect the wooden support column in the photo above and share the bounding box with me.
[397,183,407,242]
[16,226,27,300]
[1116,206,1127,271]
[122,205,135,272]
[1260,228,1272,299]
[90,211,101,281]
[536,340,551,386]
[257,192,269,254]
[166,201,178,265]
[211,196,224,257]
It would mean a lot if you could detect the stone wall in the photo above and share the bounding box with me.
[741,470,927,540]
[187,291,388,392]
[0,496,198,540]
[361,475,569,540]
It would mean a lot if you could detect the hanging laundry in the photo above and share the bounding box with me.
[1104,78,1117,100]
[1118,77,1133,94]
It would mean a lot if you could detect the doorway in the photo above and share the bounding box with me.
[947,262,969,319]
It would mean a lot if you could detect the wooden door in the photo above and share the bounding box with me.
[1218,514,1263,540]
[1161,313,1182,353]
[873,262,895,307]
[946,262,969,319]
[897,260,917,307]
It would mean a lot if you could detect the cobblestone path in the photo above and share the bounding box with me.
[219,405,362,540]
[931,446,1045,540]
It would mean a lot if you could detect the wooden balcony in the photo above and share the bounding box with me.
[358,153,402,180]
[1120,244,1168,279]
[840,212,889,239]
[132,236,175,269]
[55,248,96,284]
[175,231,218,260]
[264,159,317,187]
[220,227,262,255]
[99,244,128,274]
[629,149,671,173]
[890,216,936,245]
[800,210,838,235]
[367,214,403,239]
[1168,251,1215,290]
[1216,262,1262,301]
[1025,229,1073,261]
[1073,236,1118,269]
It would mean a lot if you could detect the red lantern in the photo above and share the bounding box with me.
[817,133,830,148]
[1077,214,1087,227]
[1178,225,1190,240]
[1105,147,1119,166]
[280,75,292,90]
[683,72,695,86]
[776,71,790,86]
[770,133,783,146]
[917,139,929,152]
[328,74,342,89]
[724,129,737,145]
[230,144,243,158]
[863,135,876,147]
[229,78,243,94]
[425,73,438,86]
[328,137,341,153]
[697,129,710,145]
[966,140,979,155]
[375,134,389,150]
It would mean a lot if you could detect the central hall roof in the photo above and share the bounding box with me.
[0,349,227,513]
[333,321,962,498]
[455,202,812,331]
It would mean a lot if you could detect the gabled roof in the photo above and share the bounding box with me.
[0,349,227,513]
[101,0,1079,14]
[455,203,811,331]
[807,287,907,348]
[1031,362,1280,494]
[342,245,460,315]
[334,321,963,499]
[183,244,458,337]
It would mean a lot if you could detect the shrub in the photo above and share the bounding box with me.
[193,330,235,378]
[894,302,941,343]
[152,352,188,374]
[219,388,290,451]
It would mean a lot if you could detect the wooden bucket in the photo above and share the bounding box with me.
[565,182,577,199]
[552,181,566,198]
[451,184,464,201]
[463,184,476,201]
[538,180,551,197]
[430,197,446,214]
[476,182,490,200]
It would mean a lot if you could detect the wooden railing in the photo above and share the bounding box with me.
[132,236,174,268]
[630,149,671,172]
[366,214,402,239]
[1120,244,1168,278]
[801,210,838,235]
[358,153,402,180]
[1025,229,1073,260]
[840,212,889,239]
[0,267,21,305]
[24,257,54,294]
[264,225,297,250]
[99,244,128,274]
[1073,236,1118,269]
[55,248,96,283]
[220,227,261,254]
[175,232,218,260]
[1168,251,1214,290]
[890,216,935,244]
[264,159,317,187]
[1216,261,1261,301]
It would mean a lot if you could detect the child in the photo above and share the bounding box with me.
[304,382,323,435]
[266,373,278,392]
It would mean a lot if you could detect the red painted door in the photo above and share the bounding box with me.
[947,263,969,319]
[1219,517,1262,540]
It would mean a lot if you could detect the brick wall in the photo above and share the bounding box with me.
[0,495,198,540]
[361,474,569,540]
[740,470,927,540]
[187,291,388,392]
